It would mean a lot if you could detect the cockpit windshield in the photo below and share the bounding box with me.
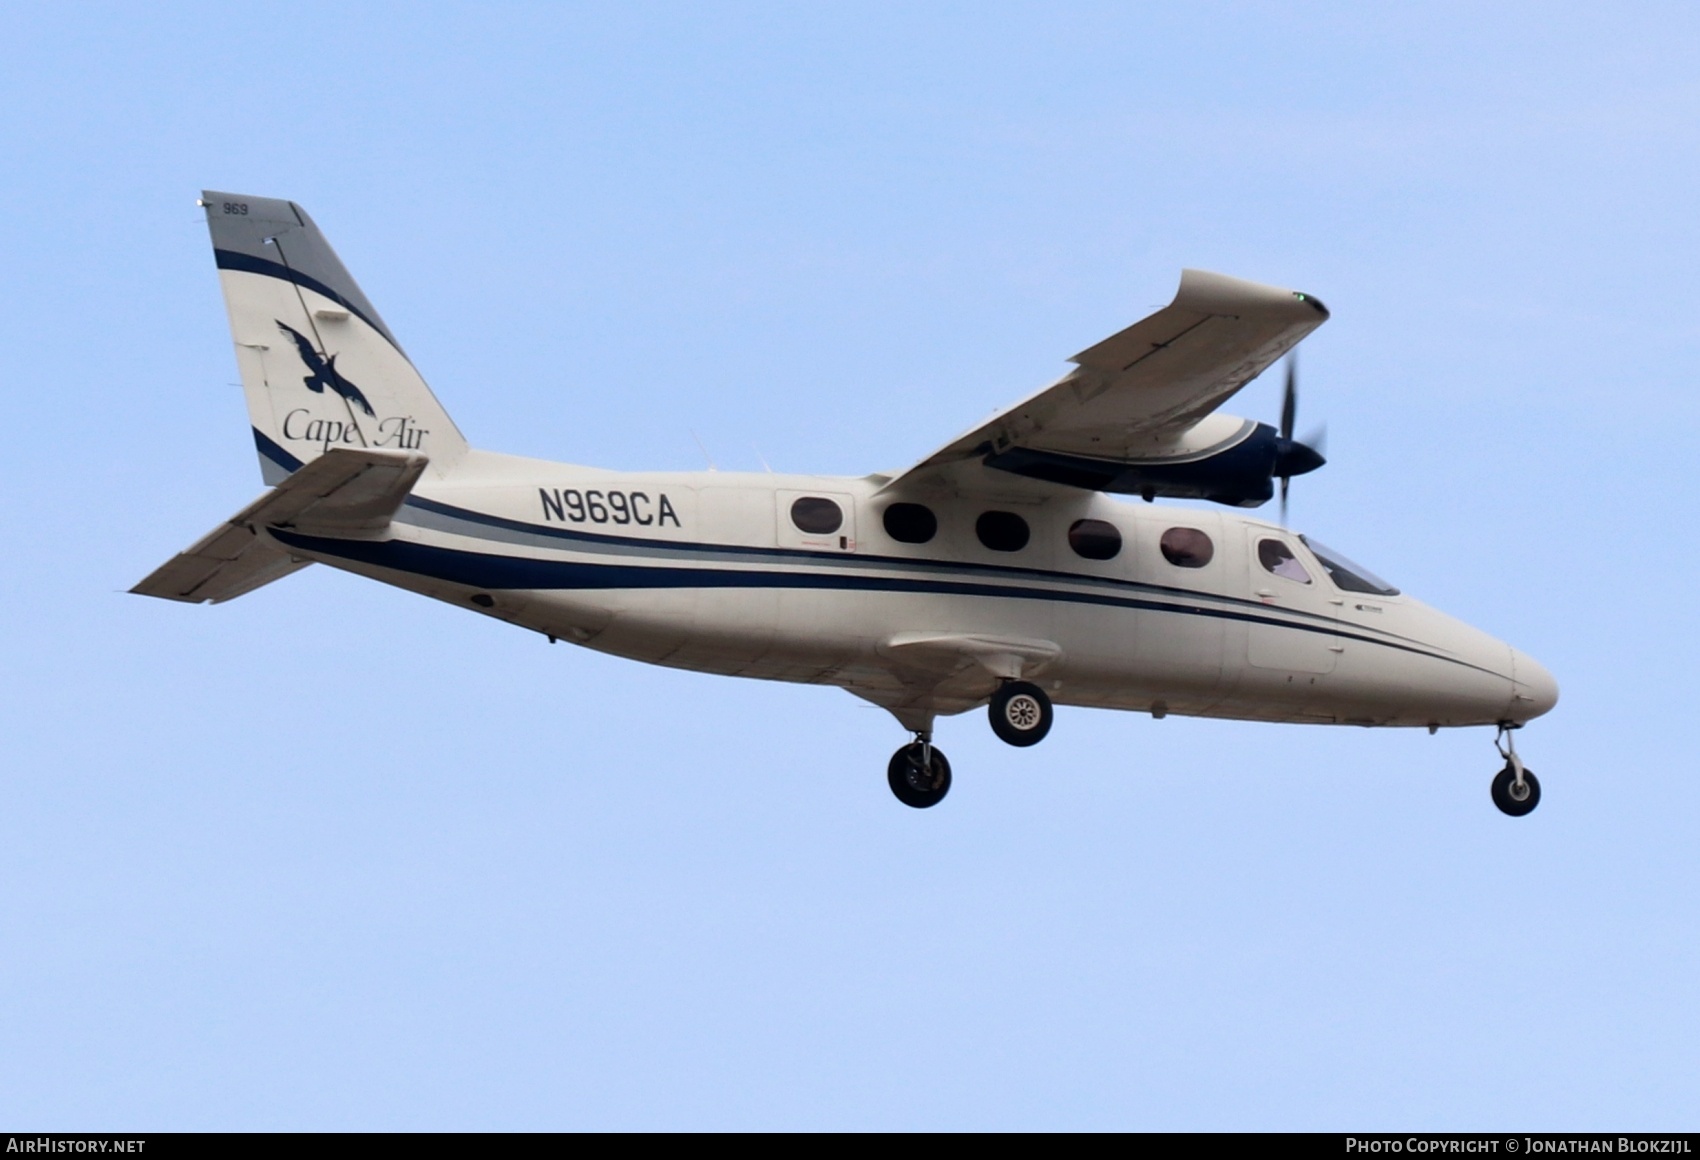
[1299,536,1400,596]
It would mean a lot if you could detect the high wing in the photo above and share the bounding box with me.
[887,269,1329,502]
[132,448,428,604]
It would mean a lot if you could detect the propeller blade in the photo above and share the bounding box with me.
[1280,354,1297,442]
[1273,353,1326,526]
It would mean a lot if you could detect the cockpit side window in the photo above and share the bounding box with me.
[1257,537,1312,584]
[1300,536,1401,596]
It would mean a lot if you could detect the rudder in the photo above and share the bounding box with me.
[202,191,469,483]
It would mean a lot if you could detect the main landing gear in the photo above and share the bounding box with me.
[988,680,1053,747]
[888,734,952,809]
[886,682,1057,808]
[1491,725,1541,817]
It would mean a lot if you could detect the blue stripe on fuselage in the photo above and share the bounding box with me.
[266,526,1481,671]
[247,426,1438,657]
[249,420,1333,628]
[397,491,1394,641]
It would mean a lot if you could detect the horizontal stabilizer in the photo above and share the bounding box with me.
[132,448,428,604]
[130,524,309,605]
[234,446,429,533]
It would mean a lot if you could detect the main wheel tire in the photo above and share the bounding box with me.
[887,742,952,809]
[988,681,1053,747]
[1491,763,1541,816]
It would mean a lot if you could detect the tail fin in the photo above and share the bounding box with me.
[202,191,469,484]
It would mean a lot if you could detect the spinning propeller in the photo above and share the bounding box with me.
[1272,352,1327,526]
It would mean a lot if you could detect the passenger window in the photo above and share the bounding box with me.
[1257,537,1312,584]
[790,496,843,535]
[1159,527,1214,568]
[1067,518,1122,561]
[882,502,937,544]
[976,510,1030,552]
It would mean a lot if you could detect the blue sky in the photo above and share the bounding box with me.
[2,2,1696,1129]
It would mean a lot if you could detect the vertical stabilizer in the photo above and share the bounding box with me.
[202,191,469,483]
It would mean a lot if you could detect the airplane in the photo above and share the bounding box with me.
[134,191,1559,816]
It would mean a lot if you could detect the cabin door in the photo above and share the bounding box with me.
[1245,529,1339,675]
[776,490,857,552]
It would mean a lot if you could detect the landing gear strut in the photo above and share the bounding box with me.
[988,680,1053,747]
[888,734,951,809]
[1491,725,1541,817]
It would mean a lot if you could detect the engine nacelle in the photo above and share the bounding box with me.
[983,414,1325,507]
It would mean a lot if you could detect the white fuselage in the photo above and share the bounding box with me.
[264,449,1558,736]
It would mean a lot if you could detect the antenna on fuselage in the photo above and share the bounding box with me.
[690,429,719,471]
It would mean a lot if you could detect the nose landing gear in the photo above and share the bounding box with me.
[989,680,1053,747]
[1491,725,1541,817]
[888,733,952,809]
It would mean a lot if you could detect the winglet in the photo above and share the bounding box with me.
[1070,269,1325,374]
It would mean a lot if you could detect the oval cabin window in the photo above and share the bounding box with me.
[1067,518,1122,561]
[790,496,843,535]
[1159,527,1214,568]
[976,510,1030,553]
[882,502,937,544]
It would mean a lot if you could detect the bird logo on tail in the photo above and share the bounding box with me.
[275,320,376,416]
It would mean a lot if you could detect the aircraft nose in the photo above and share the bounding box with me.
[1508,649,1559,721]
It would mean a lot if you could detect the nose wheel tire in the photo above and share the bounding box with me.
[988,681,1053,747]
[888,741,952,809]
[1491,763,1541,817]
